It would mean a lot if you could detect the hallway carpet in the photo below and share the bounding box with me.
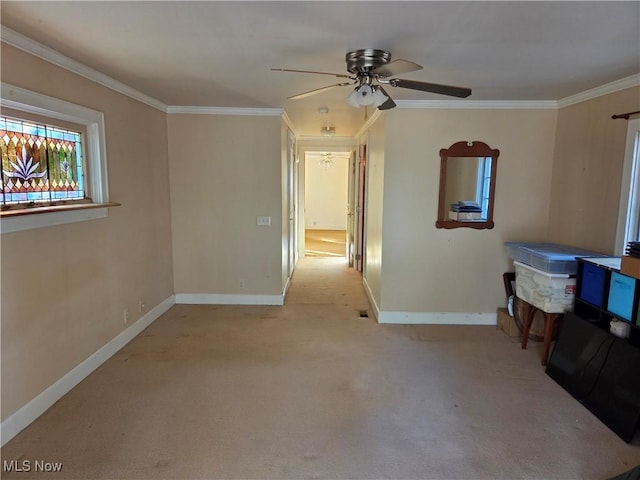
[1,257,638,479]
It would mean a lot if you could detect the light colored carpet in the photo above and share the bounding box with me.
[305,229,346,257]
[1,257,638,479]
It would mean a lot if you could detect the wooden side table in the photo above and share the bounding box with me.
[519,298,563,366]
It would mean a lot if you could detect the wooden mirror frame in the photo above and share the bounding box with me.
[435,141,500,230]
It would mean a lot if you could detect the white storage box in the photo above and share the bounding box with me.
[514,261,577,313]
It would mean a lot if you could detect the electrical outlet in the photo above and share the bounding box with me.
[239,279,245,289]
[139,299,146,312]
[123,308,130,324]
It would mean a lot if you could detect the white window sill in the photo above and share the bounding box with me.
[0,202,120,234]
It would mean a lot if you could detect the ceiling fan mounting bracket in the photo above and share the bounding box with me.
[345,49,391,75]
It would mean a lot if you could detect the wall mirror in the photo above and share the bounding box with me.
[436,141,500,230]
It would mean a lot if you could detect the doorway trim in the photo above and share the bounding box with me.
[296,137,356,260]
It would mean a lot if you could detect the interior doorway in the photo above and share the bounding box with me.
[303,151,350,259]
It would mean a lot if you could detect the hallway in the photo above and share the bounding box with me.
[1,258,638,479]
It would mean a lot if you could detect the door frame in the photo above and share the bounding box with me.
[355,142,367,272]
[286,130,297,277]
[296,138,357,260]
[347,148,357,267]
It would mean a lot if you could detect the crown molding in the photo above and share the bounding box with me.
[354,108,383,139]
[167,105,284,116]
[395,99,558,109]
[393,74,640,110]
[557,74,640,108]
[297,135,356,145]
[281,111,297,136]
[1,27,168,113]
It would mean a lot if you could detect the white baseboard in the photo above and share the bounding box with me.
[175,293,284,306]
[362,276,380,320]
[1,295,175,447]
[377,311,497,325]
[361,277,496,325]
[282,275,291,298]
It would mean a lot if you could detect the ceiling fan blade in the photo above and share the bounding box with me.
[375,59,423,78]
[271,68,351,79]
[376,86,396,110]
[288,81,354,100]
[389,78,472,98]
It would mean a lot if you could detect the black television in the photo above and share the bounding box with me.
[546,312,640,443]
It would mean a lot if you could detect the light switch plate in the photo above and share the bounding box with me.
[257,216,271,226]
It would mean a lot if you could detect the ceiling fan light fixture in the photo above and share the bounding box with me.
[319,153,335,167]
[346,84,389,108]
[346,87,361,107]
[320,126,336,136]
[370,86,389,108]
[276,48,471,110]
[356,84,375,105]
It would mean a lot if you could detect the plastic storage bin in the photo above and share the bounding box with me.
[505,242,556,265]
[607,271,637,321]
[514,261,577,313]
[580,261,607,307]
[505,242,600,274]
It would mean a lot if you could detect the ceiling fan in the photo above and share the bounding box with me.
[272,49,471,110]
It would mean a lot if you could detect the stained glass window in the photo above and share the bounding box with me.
[1,115,85,208]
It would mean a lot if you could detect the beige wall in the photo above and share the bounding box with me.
[168,114,284,296]
[1,45,174,420]
[379,108,558,313]
[548,87,640,254]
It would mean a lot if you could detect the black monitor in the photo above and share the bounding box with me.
[546,312,640,443]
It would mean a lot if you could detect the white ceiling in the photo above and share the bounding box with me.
[1,1,639,136]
